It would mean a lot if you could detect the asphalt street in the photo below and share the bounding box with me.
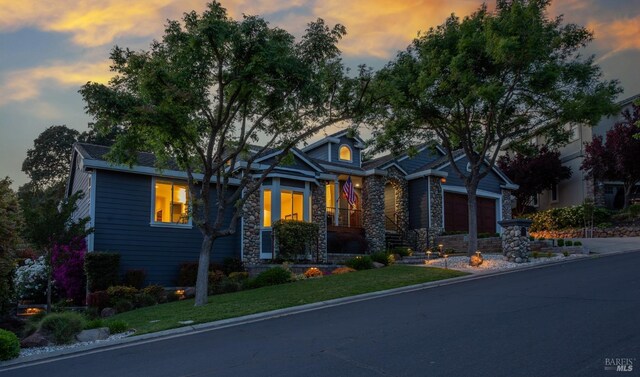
[3,252,639,377]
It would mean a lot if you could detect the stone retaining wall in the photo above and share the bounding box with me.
[433,234,502,253]
[531,225,640,239]
[327,253,363,264]
[247,264,342,277]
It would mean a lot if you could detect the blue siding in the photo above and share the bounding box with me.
[305,145,329,161]
[261,155,317,172]
[397,147,442,174]
[93,170,240,286]
[439,157,503,193]
[70,153,91,224]
[330,136,361,167]
[408,178,428,229]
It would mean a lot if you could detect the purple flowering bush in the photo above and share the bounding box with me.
[52,238,87,304]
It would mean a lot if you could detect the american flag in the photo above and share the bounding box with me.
[343,176,357,207]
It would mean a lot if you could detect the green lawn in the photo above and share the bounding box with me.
[111,265,467,335]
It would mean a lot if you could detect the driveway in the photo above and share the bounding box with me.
[576,236,640,254]
[2,251,639,377]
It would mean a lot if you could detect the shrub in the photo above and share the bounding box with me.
[123,269,146,289]
[532,252,539,259]
[133,293,157,308]
[565,240,574,246]
[393,247,413,257]
[250,267,292,288]
[344,256,373,270]
[629,204,640,218]
[213,278,242,294]
[105,320,129,334]
[332,267,356,275]
[222,257,245,275]
[114,299,134,313]
[228,272,249,282]
[39,312,86,344]
[528,205,610,231]
[303,267,323,278]
[142,285,167,303]
[14,256,48,301]
[85,252,120,291]
[0,329,20,361]
[106,286,138,305]
[557,239,565,247]
[51,238,87,304]
[177,262,222,286]
[273,220,319,261]
[538,237,546,241]
[371,252,394,266]
[529,236,535,241]
[563,251,570,257]
[84,318,105,330]
[546,252,553,258]
[574,241,582,246]
[166,291,181,302]
[86,290,110,311]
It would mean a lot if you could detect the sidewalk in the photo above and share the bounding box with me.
[574,237,640,254]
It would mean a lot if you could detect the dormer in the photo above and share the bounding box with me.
[302,130,365,167]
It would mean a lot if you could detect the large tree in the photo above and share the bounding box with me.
[370,0,620,255]
[0,178,22,316]
[80,2,372,306]
[581,103,640,209]
[22,125,79,191]
[498,146,571,214]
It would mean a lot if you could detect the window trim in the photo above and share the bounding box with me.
[550,183,559,203]
[150,177,193,228]
[338,144,353,162]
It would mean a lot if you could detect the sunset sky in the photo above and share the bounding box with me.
[1,0,639,187]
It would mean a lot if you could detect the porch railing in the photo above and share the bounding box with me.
[327,207,362,228]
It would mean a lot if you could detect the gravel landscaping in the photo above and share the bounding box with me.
[421,253,587,273]
[18,331,134,359]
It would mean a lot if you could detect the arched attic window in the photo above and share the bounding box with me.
[339,145,352,162]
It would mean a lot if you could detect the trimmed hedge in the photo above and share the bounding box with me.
[273,220,319,261]
[85,252,120,291]
[344,255,374,270]
[528,205,611,232]
[0,329,19,361]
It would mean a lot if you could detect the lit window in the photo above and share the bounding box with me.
[339,145,352,161]
[263,189,272,227]
[154,181,189,224]
[325,182,335,210]
[281,190,304,221]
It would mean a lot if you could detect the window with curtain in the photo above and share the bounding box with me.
[263,189,272,227]
[339,145,352,161]
[281,190,304,221]
[154,181,189,224]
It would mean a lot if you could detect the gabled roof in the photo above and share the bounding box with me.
[76,143,182,170]
[253,147,326,173]
[301,129,366,152]
[618,93,640,107]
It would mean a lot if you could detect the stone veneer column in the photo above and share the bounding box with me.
[362,175,386,253]
[498,219,532,263]
[501,189,513,221]
[242,188,261,265]
[585,177,605,207]
[386,167,409,233]
[311,181,328,262]
[428,176,444,245]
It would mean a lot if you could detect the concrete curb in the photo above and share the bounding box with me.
[2,248,638,370]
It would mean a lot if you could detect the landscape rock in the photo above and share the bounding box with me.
[101,307,117,318]
[20,331,50,348]
[184,287,196,298]
[76,327,110,342]
[372,262,385,268]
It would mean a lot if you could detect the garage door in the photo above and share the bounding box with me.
[444,192,496,234]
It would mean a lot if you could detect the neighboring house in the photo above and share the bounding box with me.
[532,93,640,211]
[67,130,516,286]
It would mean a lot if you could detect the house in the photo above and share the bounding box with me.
[67,131,516,286]
[533,93,640,210]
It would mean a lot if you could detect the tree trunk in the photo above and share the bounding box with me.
[467,182,479,257]
[623,183,633,210]
[194,234,215,306]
